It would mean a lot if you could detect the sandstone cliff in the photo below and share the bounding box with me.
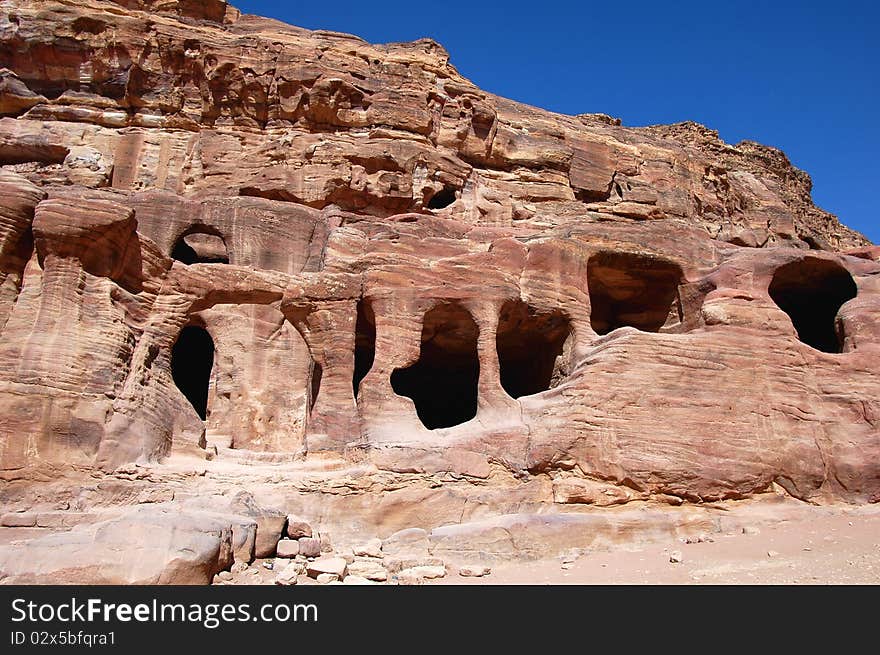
[0,0,878,522]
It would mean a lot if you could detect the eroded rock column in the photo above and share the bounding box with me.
[0,197,141,468]
[285,301,360,451]
[0,171,43,331]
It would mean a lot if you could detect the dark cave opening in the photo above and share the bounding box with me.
[353,298,376,398]
[171,239,199,265]
[496,300,572,399]
[768,257,857,353]
[171,228,230,265]
[587,251,683,334]
[309,360,323,412]
[426,186,457,210]
[171,325,215,420]
[390,302,479,429]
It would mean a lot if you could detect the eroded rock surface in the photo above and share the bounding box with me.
[0,1,878,583]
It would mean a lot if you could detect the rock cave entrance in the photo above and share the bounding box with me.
[390,302,479,429]
[426,186,457,210]
[496,301,573,398]
[171,227,230,265]
[171,325,215,420]
[587,252,683,334]
[768,257,857,353]
[353,298,376,397]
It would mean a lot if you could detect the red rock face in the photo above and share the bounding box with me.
[0,0,878,507]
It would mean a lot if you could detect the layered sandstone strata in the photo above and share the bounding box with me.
[0,0,878,571]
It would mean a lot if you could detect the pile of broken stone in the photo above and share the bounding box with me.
[219,515,491,586]
[0,491,490,585]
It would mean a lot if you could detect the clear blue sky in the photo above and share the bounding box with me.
[236,0,878,244]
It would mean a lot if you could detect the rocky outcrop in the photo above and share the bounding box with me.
[0,1,867,248]
[0,505,238,584]
[0,0,877,583]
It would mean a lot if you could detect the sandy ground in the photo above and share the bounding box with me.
[3,461,878,585]
[440,506,880,585]
[223,501,880,586]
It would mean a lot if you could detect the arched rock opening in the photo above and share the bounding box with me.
[353,298,376,398]
[391,302,479,429]
[171,228,230,265]
[768,257,857,353]
[496,300,573,398]
[426,186,457,210]
[171,325,215,420]
[588,251,683,334]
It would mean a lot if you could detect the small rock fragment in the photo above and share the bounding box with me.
[274,561,303,586]
[337,547,355,564]
[561,548,580,564]
[459,565,491,578]
[298,537,321,558]
[276,539,299,558]
[254,514,287,559]
[669,550,684,563]
[348,559,388,581]
[343,575,373,585]
[399,565,446,580]
[286,515,312,539]
[316,573,338,584]
[384,556,445,574]
[395,572,424,586]
[307,556,347,579]
[353,538,383,558]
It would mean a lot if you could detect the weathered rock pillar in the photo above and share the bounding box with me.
[286,301,360,451]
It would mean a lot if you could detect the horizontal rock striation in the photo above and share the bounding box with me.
[0,0,877,573]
